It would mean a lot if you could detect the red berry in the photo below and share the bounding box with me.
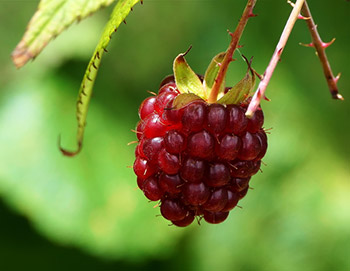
[133,157,157,179]
[164,130,186,154]
[155,92,177,114]
[221,189,239,212]
[255,131,268,160]
[232,177,251,192]
[247,108,264,133]
[133,79,268,226]
[142,137,164,162]
[203,210,229,224]
[158,82,178,94]
[172,212,195,227]
[159,173,183,195]
[215,134,241,161]
[158,149,180,175]
[187,130,215,159]
[206,104,227,135]
[142,114,168,138]
[143,176,163,201]
[226,105,248,135]
[183,182,210,206]
[229,160,259,178]
[238,132,261,161]
[182,102,206,133]
[202,188,228,212]
[180,157,205,183]
[160,199,187,221]
[205,163,230,187]
[159,76,175,88]
[139,96,156,120]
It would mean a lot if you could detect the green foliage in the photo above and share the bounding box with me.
[0,73,183,260]
[1,0,350,270]
[59,0,141,156]
[12,0,116,68]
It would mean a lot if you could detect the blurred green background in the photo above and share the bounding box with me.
[0,0,349,270]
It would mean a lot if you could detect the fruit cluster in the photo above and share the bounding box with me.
[134,79,267,226]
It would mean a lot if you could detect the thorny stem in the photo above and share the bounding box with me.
[246,0,306,117]
[208,0,257,103]
[301,1,344,100]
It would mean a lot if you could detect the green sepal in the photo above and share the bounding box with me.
[173,50,206,99]
[203,52,226,98]
[217,57,256,105]
[172,93,203,110]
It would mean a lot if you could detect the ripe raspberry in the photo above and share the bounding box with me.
[133,79,268,226]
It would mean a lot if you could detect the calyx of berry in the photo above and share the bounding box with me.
[217,57,256,105]
[173,49,256,106]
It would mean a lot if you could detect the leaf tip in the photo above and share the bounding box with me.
[58,134,82,157]
[11,42,33,68]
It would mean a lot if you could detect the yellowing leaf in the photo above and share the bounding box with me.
[173,50,206,99]
[12,0,116,68]
[172,93,203,109]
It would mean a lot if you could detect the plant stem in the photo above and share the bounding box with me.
[301,1,344,100]
[245,0,306,117]
[208,0,257,103]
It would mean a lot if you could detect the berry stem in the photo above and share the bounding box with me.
[300,1,344,100]
[208,0,257,104]
[246,0,306,117]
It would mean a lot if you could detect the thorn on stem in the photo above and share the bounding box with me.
[321,38,336,49]
[298,14,310,20]
[335,73,341,83]
[263,95,271,102]
[248,12,257,18]
[299,42,315,48]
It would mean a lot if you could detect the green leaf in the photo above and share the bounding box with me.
[11,0,116,68]
[173,50,206,99]
[59,0,141,157]
[203,52,226,98]
[217,57,256,105]
[0,75,184,260]
[172,93,203,109]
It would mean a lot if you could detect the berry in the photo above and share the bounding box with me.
[182,102,206,133]
[143,177,163,201]
[202,188,228,212]
[160,199,187,221]
[172,211,195,227]
[203,210,230,224]
[139,96,156,120]
[133,80,268,226]
[187,130,215,159]
[180,157,205,183]
[159,173,183,195]
[164,130,186,154]
[182,182,210,206]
